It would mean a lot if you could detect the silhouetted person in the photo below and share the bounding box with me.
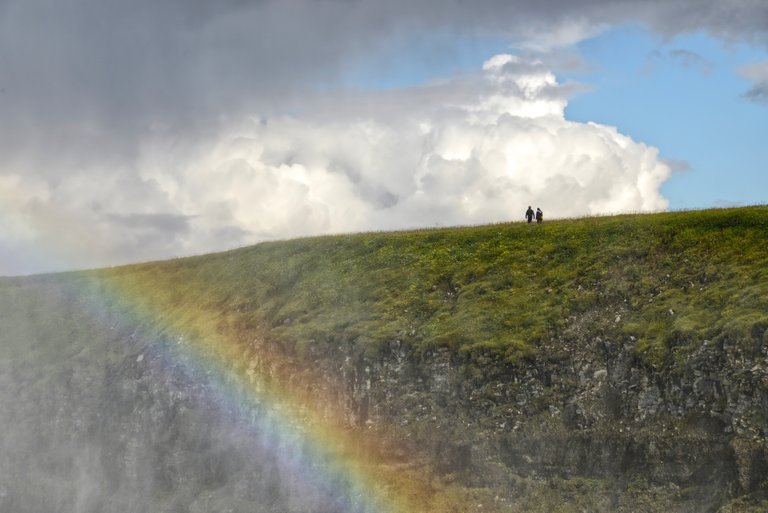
[525,206,535,223]
[536,208,543,224]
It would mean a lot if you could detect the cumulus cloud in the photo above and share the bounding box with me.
[0,54,672,274]
[134,54,671,236]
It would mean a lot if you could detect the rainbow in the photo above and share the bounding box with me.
[102,270,415,513]
[1,190,431,512]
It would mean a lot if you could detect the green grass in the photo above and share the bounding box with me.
[78,205,768,369]
[3,205,766,376]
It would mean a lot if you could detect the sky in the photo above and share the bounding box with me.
[1,0,767,275]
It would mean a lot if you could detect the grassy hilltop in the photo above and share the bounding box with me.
[110,205,768,369]
[2,205,768,513]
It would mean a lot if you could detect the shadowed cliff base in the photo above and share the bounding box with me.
[1,206,767,512]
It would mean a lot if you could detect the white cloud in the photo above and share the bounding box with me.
[0,54,672,275]
[1,54,673,275]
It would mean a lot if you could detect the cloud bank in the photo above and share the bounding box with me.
[1,55,671,274]
[2,1,767,130]
[2,0,766,274]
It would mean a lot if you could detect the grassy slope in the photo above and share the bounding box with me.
[107,206,768,369]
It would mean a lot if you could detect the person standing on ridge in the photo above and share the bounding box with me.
[536,208,543,224]
[525,206,535,223]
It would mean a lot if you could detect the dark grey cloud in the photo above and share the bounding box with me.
[1,0,767,140]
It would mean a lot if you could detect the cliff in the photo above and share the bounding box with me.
[1,206,767,512]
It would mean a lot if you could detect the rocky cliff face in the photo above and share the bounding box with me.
[324,321,768,512]
[1,235,767,513]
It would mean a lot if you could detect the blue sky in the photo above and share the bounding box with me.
[564,26,768,210]
[341,25,768,211]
